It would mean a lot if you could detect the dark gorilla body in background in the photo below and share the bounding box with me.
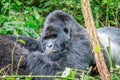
[0,35,41,75]
[0,35,41,52]
[27,10,120,80]
[0,37,29,75]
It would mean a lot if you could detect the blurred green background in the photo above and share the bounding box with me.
[0,0,120,39]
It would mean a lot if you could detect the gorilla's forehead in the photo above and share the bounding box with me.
[42,26,60,37]
[44,22,67,31]
[46,26,60,32]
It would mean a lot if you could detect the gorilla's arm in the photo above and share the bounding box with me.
[28,51,53,64]
[0,35,41,52]
[26,51,64,76]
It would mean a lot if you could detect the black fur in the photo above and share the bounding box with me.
[0,35,41,52]
[0,37,29,75]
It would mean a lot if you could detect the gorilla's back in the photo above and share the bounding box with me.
[97,27,120,66]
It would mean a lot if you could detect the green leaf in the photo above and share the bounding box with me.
[25,77,32,80]
[17,39,26,45]
[93,44,101,53]
[61,67,76,80]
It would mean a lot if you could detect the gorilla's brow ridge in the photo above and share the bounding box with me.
[44,26,58,39]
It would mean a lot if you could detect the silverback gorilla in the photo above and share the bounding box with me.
[26,10,94,80]
[26,10,120,80]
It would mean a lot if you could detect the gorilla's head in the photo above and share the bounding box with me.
[40,10,85,60]
[41,11,72,56]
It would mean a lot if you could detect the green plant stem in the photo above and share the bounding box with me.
[107,37,114,70]
[0,75,76,79]
[11,36,18,74]
[16,56,23,75]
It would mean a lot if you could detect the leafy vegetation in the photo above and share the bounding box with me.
[0,0,120,38]
[0,0,120,80]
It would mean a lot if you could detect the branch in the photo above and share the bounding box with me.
[81,0,111,80]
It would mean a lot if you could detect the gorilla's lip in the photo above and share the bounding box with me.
[44,50,58,54]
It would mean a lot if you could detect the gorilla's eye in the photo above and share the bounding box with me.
[51,34,57,39]
[44,34,57,39]
[64,28,69,34]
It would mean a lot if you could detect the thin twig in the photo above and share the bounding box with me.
[0,64,11,73]
[16,56,23,75]
[11,36,18,74]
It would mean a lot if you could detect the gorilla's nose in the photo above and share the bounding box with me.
[47,44,52,48]
[46,43,53,49]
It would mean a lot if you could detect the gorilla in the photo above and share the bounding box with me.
[0,35,41,52]
[0,36,29,75]
[26,10,120,80]
[26,10,94,80]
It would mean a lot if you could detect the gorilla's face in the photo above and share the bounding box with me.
[41,24,70,55]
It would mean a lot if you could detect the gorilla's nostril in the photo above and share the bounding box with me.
[49,44,52,48]
[47,43,53,48]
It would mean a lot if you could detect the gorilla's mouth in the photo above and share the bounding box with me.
[44,50,58,54]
